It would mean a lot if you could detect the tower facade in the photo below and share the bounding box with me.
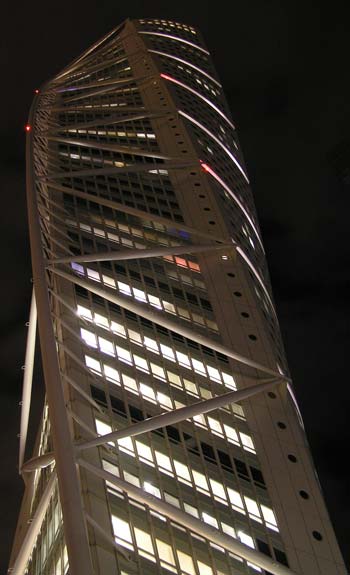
[10,18,346,575]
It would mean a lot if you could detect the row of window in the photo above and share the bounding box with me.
[78,306,234,389]
[95,419,278,533]
[84,343,253,454]
[72,262,218,331]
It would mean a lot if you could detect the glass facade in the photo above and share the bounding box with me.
[10,18,346,575]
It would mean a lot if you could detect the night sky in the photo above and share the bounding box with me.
[1,1,349,571]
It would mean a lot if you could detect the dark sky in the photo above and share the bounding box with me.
[1,1,349,572]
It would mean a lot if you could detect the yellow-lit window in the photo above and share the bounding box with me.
[156,539,176,569]
[134,527,155,560]
[112,516,133,550]
[177,550,196,575]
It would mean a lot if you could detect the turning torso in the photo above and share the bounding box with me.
[10,18,346,575]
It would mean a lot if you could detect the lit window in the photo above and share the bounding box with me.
[117,436,134,452]
[238,531,254,549]
[192,470,209,491]
[112,516,133,550]
[157,391,173,408]
[116,346,132,364]
[155,451,172,472]
[144,482,161,498]
[134,527,154,558]
[134,354,149,372]
[111,321,126,337]
[102,274,115,288]
[240,432,255,453]
[221,522,236,538]
[136,441,153,462]
[174,460,191,482]
[184,379,197,394]
[244,496,260,518]
[71,262,85,275]
[77,305,92,320]
[144,336,159,352]
[168,371,181,386]
[81,328,97,348]
[133,288,147,302]
[223,424,239,444]
[140,383,156,401]
[122,373,138,391]
[150,363,166,380]
[227,488,245,513]
[207,366,221,381]
[176,351,191,367]
[156,539,176,568]
[197,562,213,575]
[164,492,180,507]
[202,512,218,528]
[128,329,142,345]
[104,365,120,383]
[95,419,114,446]
[94,313,109,328]
[222,372,236,389]
[98,336,114,356]
[163,300,176,313]
[208,417,222,435]
[148,294,162,308]
[184,502,199,518]
[124,471,140,487]
[160,343,175,360]
[117,281,132,295]
[191,358,206,374]
[260,505,278,529]
[87,269,100,282]
[85,355,101,373]
[177,550,196,575]
[209,479,226,501]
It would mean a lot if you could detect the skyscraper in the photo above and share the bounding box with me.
[10,17,346,575]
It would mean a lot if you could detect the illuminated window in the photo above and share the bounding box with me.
[136,441,153,462]
[98,336,114,356]
[104,364,120,383]
[174,460,191,482]
[95,419,114,446]
[238,531,254,549]
[77,304,92,320]
[116,345,132,364]
[134,527,155,560]
[261,505,278,530]
[81,328,97,348]
[209,478,226,501]
[227,488,244,513]
[156,539,176,569]
[112,516,133,550]
[144,482,161,498]
[177,550,196,575]
[85,355,101,373]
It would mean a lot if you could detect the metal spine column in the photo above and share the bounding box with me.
[25,94,94,575]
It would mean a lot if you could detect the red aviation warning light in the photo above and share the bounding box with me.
[25,125,31,133]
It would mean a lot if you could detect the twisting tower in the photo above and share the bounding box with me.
[10,18,346,575]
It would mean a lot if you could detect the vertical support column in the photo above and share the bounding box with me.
[19,288,37,474]
[26,100,94,575]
